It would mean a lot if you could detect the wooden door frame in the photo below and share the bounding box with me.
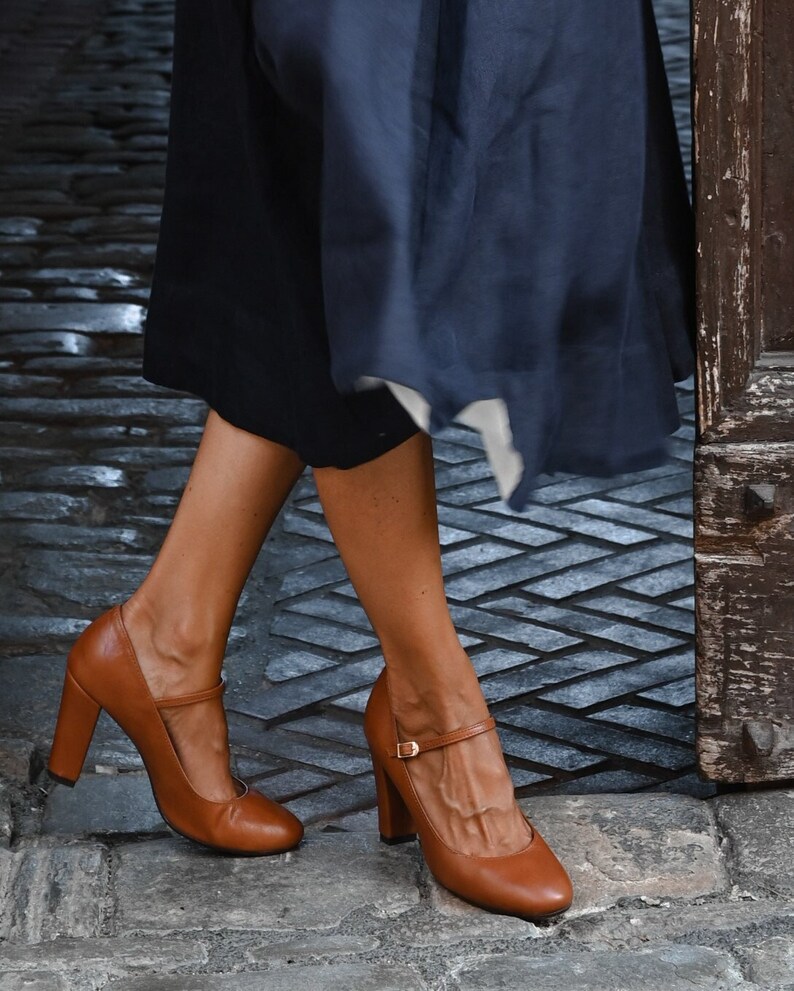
[693,0,794,784]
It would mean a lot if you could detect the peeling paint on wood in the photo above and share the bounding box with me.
[693,0,759,433]
[694,0,794,783]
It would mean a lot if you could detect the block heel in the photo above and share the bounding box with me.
[48,666,102,786]
[372,756,416,844]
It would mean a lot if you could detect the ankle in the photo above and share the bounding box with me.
[384,650,489,737]
[121,594,225,689]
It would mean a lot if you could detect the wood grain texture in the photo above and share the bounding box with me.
[693,0,761,433]
[695,444,794,781]
[694,0,794,782]
[761,0,794,349]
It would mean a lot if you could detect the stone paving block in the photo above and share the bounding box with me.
[607,470,693,504]
[0,397,205,425]
[478,647,632,700]
[435,424,485,450]
[83,736,143,774]
[522,542,691,599]
[282,510,334,543]
[435,460,496,489]
[712,790,794,899]
[437,523,477,546]
[0,783,12,847]
[0,330,94,356]
[638,676,696,707]
[640,771,714,800]
[436,504,563,547]
[254,768,334,802]
[511,767,552,787]
[497,727,603,773]
[525,473,652,505]
[23,464,127,488]
[488,596,687,651]
[479,499,654,545]
[441,540,523,576]
[558,897,794,951]
[143,466,190,492]
[618,560,694,597]
[541,769,660,793]
[584,593,695,634]
[467,647,537,677]
[245,933,380,964]
[657,494,694,515]
[284,775,375,824]
[449,944,749,990]
[327,689,373,715]
[537,649,693,709]
[8,522,146,550]
[270,612,378,654]
[114,833,419,933]
[325,808,380,832]
[0,491,91,521]
[228,720,372,776]
[501,705,694,770]
[20,550,148,608]
[445,543,611,601]
[284,595,373,632]
[589,704,695,743]
[0,841,109,942]
[43,773,167,837]
[448,604,582,652]
[741,935,794,988]
[431,438,481,463]
[0,975,66,991]
[567,497,693,539]
[0,738,36,780]
[259,538,338,579]
[282,715,368,751]
[231,753,281,780]
[484,519,567,548]
[230,656,383,724]
[19,267,139,288]
[0,938,208,985]
[0,301,143,332]
[0,655,83,743]
[108,964,426,991]
[90,445,195,466]
[416,875,539,945]
[519,794,727,913]
[264,650,338,683]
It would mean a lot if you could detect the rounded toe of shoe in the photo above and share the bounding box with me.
[513,826,573,919]
[233,788,304,854]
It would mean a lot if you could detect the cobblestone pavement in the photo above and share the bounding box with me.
[2,1,792,989]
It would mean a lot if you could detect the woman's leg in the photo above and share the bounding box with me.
[121,409,305,800]
[313,430,530,856]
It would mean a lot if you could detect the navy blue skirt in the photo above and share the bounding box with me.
[143,0,695,510]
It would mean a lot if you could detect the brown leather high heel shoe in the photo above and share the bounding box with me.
[48,604,303,855]
[364,669,573,919]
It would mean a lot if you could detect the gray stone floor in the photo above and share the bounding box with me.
[1,1,792,988]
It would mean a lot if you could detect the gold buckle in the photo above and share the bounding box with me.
[396,741,420,759]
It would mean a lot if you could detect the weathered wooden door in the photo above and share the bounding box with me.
[694,0,794,783]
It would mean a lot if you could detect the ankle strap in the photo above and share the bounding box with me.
[155,677,225,709]
[388,715,496,759]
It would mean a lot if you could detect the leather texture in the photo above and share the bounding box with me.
[388,716,497,758]
[364,669,574,919]
[48,604,304,855]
